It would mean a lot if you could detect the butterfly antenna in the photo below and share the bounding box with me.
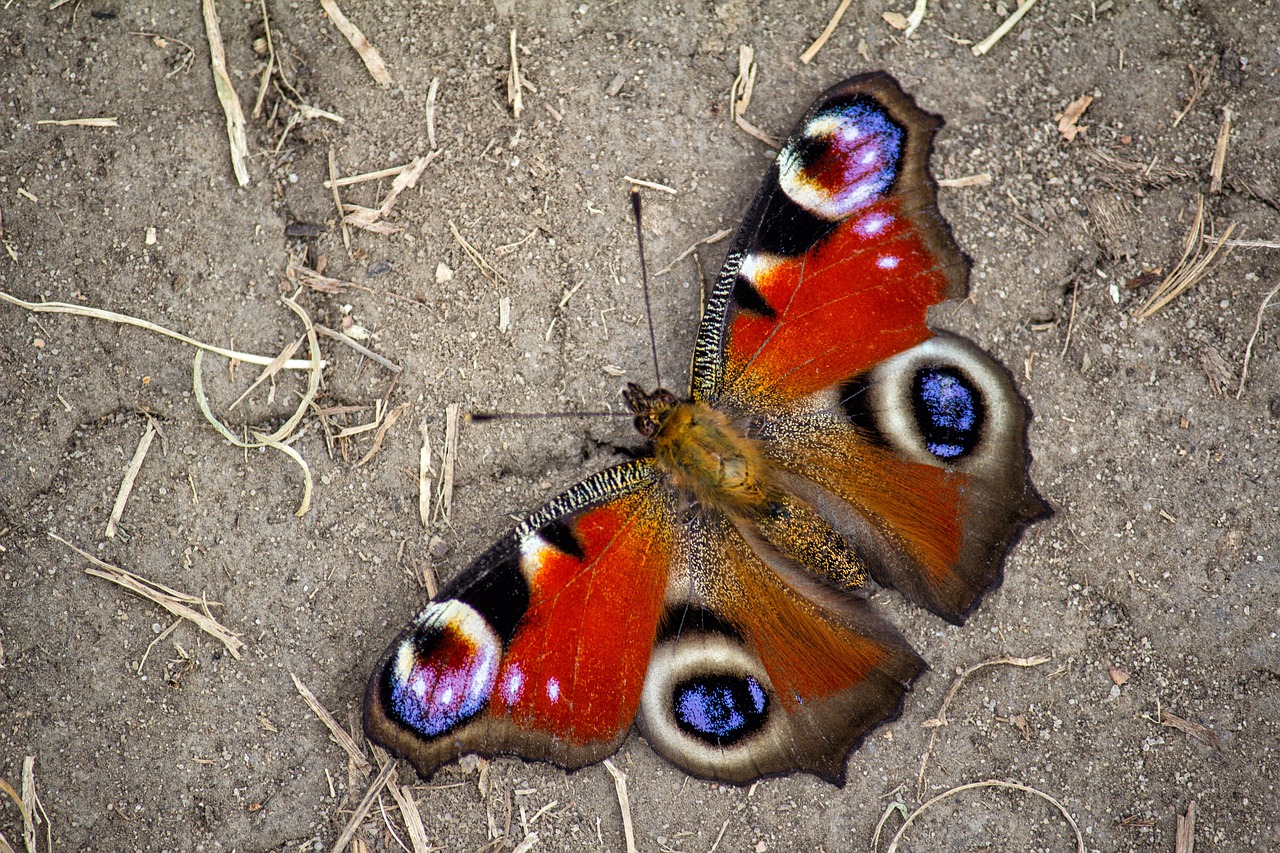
[470,410,630,423]
[631,189,663,390]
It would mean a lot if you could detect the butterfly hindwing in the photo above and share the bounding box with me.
[636,513,922,783]
[364,460,676,778]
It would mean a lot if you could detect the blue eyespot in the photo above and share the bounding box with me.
[673,674,769,746]
[912,367,983,460]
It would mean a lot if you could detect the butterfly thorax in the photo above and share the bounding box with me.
[624,382,770,512]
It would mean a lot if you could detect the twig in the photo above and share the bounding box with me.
[449,221,506,284]
[201,0,250,186]
[655,228,733,276]
[331,760,397,853]
[324,162,414,189]
[507,28,525,118]
[253,0,275,117]
[1172,64,1213,128]
[418,419,432,527]
[922,655,1052,728]
[434,404,460,523]
[1236,280,1280,399]
[937,173,992,188]
[623,176,676,195]
[314,323,403,373]
[971,0,1039,57]
[799,0,854,64]
[884,780,1084,853]
[53,532,245,659]
[320,0,392,86]
[359,402,409,466]
[1209,106,1232,193]
[36,117,118,127]
[602,760,637,853]
[105,419,157,538]
[1175,800,1196,853]
[291,673,372,773]
[729,45,779,148]
[426,77,439,149]
[328,146,351,254]
[1135,196,1237,320]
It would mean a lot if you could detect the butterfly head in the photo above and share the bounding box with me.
[622,382,681,438]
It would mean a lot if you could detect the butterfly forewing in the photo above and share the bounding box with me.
[364,460,676,778]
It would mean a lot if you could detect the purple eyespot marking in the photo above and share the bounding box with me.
[388,601,501,737]
[672,674,769,746]
[777,96,906,220]
[912,367,983,460]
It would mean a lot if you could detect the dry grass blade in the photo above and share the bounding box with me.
[229,336,303,410]
[1210,106,1232,193]
[418,419,433,527]
[342,153,435,232]
[730,45,780,148]
[922,654,1052,728]
[1175,800,1196,853]
[0,773,31,853]
[384,776,436,853]
[884,779,1084,853]
[105,419,157,539]
[0,290,324,370]
[507,28,524,118]
[291,673,372,773]
[602,760,637,853]
[938,173,992,188]
[426,76,439,149]
[314,323,402,373]
[331,761,396,853]
[449,220,506,284]
[1172,64,1213,128]
[201,0,250,186]
[36,116,119,127]
[320,0,392,87]
[972,0,1039,57]
[623,176,677,195]
[1236,279,1280,399]
[328,146,351,253]
[52,532,245,659]
[20,757,36,853]
[1159,707,1224,751]
[1135,197,1237,320]
[799,0,853,64]
[359,401,409,466]
[287,260,370,295]
[323,162,413,189]
[656,228,732,276]
[903,0,930,36]
[435,404,460,524]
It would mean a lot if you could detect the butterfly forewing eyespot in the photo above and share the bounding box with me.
[365,73,1044,786]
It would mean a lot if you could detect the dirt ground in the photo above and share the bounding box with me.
[1,1,1277,851]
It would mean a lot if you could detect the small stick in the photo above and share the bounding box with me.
[971,0,1039,57]
[229,336,303,409]
[1061,276,1080,357]
[36,117,118,127]
[384,774,433,853]
[885,780,1084,853]
[507,29,524,118]
[937,173,992,188]
[1209,106,1232,193]
[330,761,397,853]
[418,420,432,527]
[322,162,412,188]
[291,673,372,773]
[359,402,409,466]
[202,0,250,186]
[730,45,779,148]
[314,323,402,373]
[602,760,637,853]
[655,228,732,277]
[435,404,460,523]
[1172,64,1213,128]
[328,146,351,253]
[253,0,276,118]
[1175,800,1196,853]
[799,0,854,64]
[137,618,181,674]
[106,419,157,538]
[320,0,392,86]
[623,176,677,195]
[426,76,440,149]
[449,220,506,284]
[54,532,245,659]
[1236,279,1280,399]
[922,654,1051,728]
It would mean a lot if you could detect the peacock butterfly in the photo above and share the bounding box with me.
[364,73,1045,784]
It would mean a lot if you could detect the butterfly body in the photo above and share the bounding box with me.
[364,73,1045,785]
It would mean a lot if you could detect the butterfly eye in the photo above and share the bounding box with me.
[910,366,984,460]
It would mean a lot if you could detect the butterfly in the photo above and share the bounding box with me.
[364,73,1045,785]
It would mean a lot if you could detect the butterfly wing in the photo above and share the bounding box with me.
[364,460,677,778]
[636,512,923,784]
[691,72,1044,622]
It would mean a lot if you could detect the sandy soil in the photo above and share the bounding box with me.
[2,2,1277,851]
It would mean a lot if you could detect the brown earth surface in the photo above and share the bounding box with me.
[2,2,1278,851]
